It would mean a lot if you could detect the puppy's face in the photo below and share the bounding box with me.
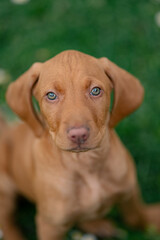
[35,51,111,152]
[7,50,143,151]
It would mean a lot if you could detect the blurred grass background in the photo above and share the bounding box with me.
[0,0,160,239]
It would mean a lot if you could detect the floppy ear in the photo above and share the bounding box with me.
[6,63,44,137]
[99,57,144,128]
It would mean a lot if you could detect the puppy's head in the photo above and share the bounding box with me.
[6,50,144,152]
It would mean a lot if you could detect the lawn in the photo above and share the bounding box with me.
[0,0,160,239]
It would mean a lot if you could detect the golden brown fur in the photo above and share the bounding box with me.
[0,50,160,240]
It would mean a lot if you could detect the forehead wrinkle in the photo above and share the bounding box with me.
[55,51,94,79]
[62,54,84,87]
[53,55,80,88]
[52,50,81,76]
[60,50,82,65]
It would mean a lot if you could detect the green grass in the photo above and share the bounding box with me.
[0,0,160,239]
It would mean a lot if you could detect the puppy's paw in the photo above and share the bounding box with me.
[78,219,127,239]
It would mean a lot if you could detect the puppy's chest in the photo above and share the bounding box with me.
[72,172,116,219]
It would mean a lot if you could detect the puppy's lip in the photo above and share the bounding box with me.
[64,146,97,153]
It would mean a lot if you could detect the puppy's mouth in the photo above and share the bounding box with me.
[65,143,97,153]
[66,147,92,153]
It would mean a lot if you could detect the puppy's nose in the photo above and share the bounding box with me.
[67,127,89,144]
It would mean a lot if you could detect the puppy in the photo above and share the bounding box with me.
[0,50,160,240]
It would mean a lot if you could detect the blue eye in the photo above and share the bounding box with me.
[90,87,101,96]
[47,92,57,100]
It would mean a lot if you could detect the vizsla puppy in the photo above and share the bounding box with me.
[0,50,160,240]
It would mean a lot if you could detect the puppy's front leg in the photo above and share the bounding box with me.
[36,214,69,240]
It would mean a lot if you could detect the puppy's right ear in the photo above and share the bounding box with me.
[6,63,44,137]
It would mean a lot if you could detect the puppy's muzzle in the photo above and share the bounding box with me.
[67,127,90,145]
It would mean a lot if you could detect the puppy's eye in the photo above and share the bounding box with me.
[47,92,57,100]
[90,87,101,96]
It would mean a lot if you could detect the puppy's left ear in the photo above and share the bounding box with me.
[6,63,44,137]
[99,57,144,128]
